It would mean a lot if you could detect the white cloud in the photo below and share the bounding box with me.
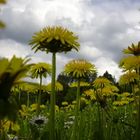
[80,44,102,60]
[95,57,122,81]
[0,39,30,58]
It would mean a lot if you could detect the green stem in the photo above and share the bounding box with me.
[18,90,21,101]
[37,74,42,115]
[97,103,104,140]
[0,120,2,137]
[135,66,140,140]
[50,52,56,140]
[76,80,80,113]
[72,80,80,140]
[27,93,30,107]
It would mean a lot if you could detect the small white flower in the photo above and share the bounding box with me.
[7,134,18,140]
[29,115,48,127]
[68,116,75,120]
[64,116,75,129]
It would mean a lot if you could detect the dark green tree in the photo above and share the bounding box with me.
[57,72,76,90]
[102,71,116,84]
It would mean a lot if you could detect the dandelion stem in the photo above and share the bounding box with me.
[50,52,56,140]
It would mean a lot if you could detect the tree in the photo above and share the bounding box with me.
[84,72,97,83]
[103,71,116,84]
[29,26,80,140]
[57,72,75,87]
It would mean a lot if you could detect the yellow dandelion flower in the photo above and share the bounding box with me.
[29,26,80,53]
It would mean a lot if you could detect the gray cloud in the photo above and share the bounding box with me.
[0,0,140,80]
[0,4,41,44]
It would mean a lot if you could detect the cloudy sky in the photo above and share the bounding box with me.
[0,0,140,82]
